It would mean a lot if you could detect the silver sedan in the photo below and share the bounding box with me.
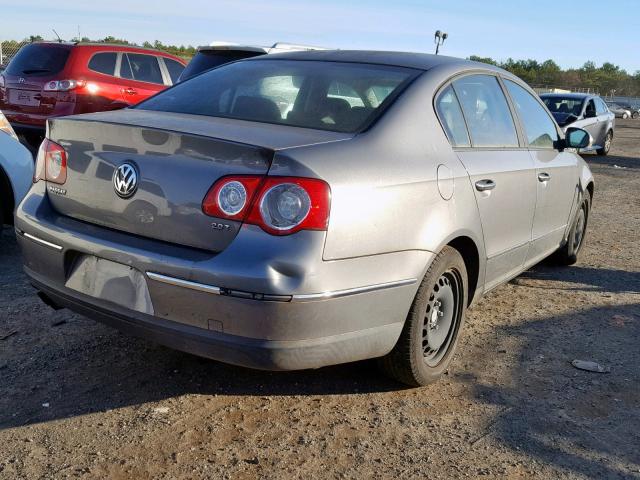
[15,51,593,386]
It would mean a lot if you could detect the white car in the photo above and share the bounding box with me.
[0,111,33,232]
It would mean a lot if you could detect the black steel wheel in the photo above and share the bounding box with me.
[379,246,468,387]
[422,269,464,367]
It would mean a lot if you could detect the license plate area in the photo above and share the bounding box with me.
[8,89,41,107]
[65,255,154,314]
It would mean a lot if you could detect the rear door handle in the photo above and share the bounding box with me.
[122,88,137,95]
[538,172,551,182]
[475,179,496,192]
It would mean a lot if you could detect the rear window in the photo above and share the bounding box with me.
[5,44,70,77]
[179,50,264,81]
[88,52,117,75]
[137,60,418,133]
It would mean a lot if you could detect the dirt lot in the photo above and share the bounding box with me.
[1,120,639,480]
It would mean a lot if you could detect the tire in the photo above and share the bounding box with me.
[553,194,590,266]
[596,131,612,156]
[379,246,468,387]
[622,113,629,119]
[632,112,639,119]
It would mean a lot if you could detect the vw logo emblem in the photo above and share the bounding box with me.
[18,77,25,83]
[113,163,138,198]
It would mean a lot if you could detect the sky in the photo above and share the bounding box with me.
[2,0,640,72]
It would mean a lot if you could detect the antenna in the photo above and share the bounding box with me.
[52,29,62,43]
[434,30,448,55]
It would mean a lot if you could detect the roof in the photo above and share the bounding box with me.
[248,49,500,72]
[539,92,592,99]
[30,41,180,57]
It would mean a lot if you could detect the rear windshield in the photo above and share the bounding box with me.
[138,60,419,133]
[179,50,264,81]
[5,44,71,77]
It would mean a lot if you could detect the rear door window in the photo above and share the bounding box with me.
[595,97,608,114]
[435,85,470,147]
[121,53,164,84]
[452,74,519,148]
[504,80,557,148]
[164,58,185,84]
[5,44,70,77]
[88,52,117,76]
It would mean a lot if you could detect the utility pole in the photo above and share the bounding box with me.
[434,30,448,55]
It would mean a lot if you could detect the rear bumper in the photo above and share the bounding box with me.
[4,102,77,129]
[27,267,403,371]
[15,186,430,370]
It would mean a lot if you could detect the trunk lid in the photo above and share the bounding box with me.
[47,109,352,252]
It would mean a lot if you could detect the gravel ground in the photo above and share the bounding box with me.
[1,120,639,480]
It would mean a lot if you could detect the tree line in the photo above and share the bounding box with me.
[3,37,639,96]
[1,36,197,61]
[469,55,640,97]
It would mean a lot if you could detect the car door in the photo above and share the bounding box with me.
[595,97,614,144]
[446,74,537,291]
[84,51,123,108]
[117,52,167,105]
[580,98,602,145]
[503,79,578,265]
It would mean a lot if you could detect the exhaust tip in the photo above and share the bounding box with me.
[36,291,64,311]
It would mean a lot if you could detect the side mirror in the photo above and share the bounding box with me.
[565,127,592,149]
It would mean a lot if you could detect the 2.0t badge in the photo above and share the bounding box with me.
[113,163,138,198]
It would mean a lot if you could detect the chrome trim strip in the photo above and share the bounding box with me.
[145,272,416,302]
[21,231,63,251]
[291,278,417,302]
[146,272,221,295]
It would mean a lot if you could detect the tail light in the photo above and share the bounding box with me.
[43,79,85,92]
[34,139,67,185]
[202,176,331,235]
[0,112,18,141]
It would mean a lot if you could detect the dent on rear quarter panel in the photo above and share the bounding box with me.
[268,70,485,265]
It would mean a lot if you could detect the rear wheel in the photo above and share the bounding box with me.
[596,131,612,156]
[379,246,467,387]
[553,195,590,266]
[633,111,639,119]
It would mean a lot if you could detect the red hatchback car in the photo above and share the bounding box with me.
[0,42,185,142]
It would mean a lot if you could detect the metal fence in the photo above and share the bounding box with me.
[0,40,29,65]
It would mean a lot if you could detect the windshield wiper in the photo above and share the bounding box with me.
[21,69,51,74]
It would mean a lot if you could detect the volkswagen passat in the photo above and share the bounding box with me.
[15,51,594,386]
